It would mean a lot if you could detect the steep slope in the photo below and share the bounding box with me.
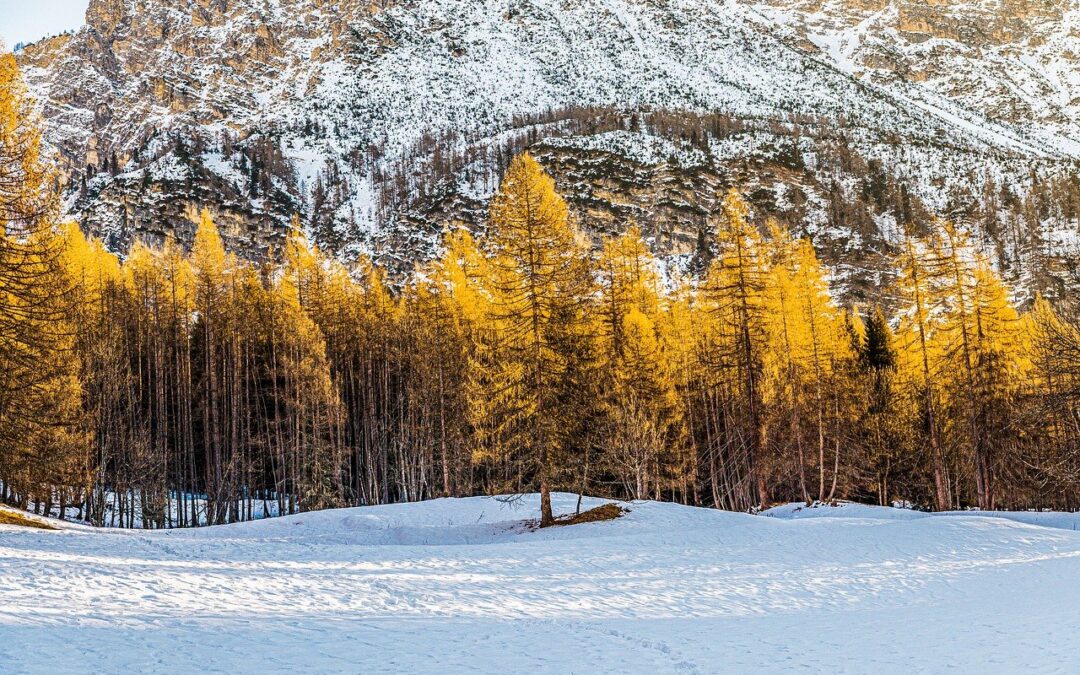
[15,0,1080,302]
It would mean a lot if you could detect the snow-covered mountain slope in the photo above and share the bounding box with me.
[757,0,1080,151]
[15,0,1080,301]
[2,494,1080,672]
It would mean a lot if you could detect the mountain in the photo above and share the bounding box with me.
[16,0,1080,304]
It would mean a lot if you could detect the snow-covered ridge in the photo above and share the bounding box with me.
[2,494,1080,671]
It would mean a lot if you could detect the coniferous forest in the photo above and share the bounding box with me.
[4,55,1080,529]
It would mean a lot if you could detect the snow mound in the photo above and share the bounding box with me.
[764,501,1080,531]
[763,501,930,521]
[939,510,1080,531]
[146,493,762,546]
[181,493,640,545]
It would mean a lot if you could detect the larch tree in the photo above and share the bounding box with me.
[0,53,85,511]
[1026,296,1080,506]
[272,248,347,512]
[789,236,853,502]
[762,223,809,503]
[483,152,590,526]
[762,224,854,504]
[58,223,122,521]
[895,227,951,511]
[597,226,661,357]
[935,225,1026,510]
[6,69,1080,523]
[596,227,682,501]
[400,276,464,499]
[423,228,493,497]
[702,189,771,510]
[657,278,700,504]
[189,209,242,523]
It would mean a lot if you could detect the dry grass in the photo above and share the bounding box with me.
[552,503,627,527]
[0,508,58,530]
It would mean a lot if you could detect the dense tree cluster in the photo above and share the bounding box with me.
[4,59,1080,526]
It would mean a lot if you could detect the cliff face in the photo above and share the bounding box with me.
[15,0,1080,302]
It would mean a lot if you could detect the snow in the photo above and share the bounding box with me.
[42,491,289,529]
[2,494,1080,672]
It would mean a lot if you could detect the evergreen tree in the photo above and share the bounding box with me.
[856,305,908,505]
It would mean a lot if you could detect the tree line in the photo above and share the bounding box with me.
[4,54,1080,527]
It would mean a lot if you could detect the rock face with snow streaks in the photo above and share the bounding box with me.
[16,0,1080,302]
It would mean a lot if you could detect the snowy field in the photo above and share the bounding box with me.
[2,495,1080,674]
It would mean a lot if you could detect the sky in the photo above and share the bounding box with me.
[1,0,90,50]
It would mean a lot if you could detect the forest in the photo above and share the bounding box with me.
[4,54,1080,528]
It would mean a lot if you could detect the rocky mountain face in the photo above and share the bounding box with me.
[761,0,1080,144]
[15,0,1080,305]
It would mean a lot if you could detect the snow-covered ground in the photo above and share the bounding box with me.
[2,495,1079,673]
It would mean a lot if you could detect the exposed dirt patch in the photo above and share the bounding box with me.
[552,503,627,527]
